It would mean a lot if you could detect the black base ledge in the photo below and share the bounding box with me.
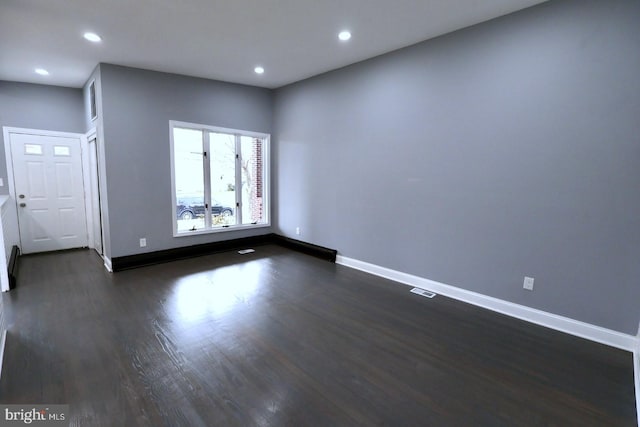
[111,234,275,271]
[110,234,337,272]
[272,235,337,263]
[8,245,19,290]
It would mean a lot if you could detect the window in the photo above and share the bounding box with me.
[54,146,71,156]
[89,80,97,121]
[170,121,270,236]
[24,144,43,155]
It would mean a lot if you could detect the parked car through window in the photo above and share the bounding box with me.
[176,196,234,220]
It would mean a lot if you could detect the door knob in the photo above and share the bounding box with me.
[19,203,26,208]
[19,194,25,199]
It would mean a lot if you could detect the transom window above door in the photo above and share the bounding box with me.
[169,121,270,236]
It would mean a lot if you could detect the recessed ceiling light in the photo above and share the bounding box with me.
[83,32,102,42]
[35,68,49,76]
[254,66,265,74]
[338,31,352,41]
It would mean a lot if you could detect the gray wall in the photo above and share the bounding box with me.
[99,64,273,258]
[274,0,640,334]
[0,81,84,195]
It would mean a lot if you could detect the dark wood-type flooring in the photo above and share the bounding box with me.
[0,245,636,426]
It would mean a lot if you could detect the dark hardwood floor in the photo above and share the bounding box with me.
[0,246,636,426]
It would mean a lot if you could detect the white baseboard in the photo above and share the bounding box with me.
[0,329,6,381]
[103,257,113,273]
[336,255,638,352]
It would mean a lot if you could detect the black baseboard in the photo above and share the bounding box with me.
[272,235,337,262]
[110,233,337,272]
[8,245,19,289]
[111,234,275,271]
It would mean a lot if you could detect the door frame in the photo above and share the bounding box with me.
[3,126,95,254]
[85,128,104,257]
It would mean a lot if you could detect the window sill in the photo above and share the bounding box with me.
[173,222,270,238]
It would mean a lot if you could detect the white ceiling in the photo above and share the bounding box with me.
[0,0,548,89]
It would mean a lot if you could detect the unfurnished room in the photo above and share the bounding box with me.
[0,0,639,425]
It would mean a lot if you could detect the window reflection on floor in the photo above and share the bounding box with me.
[169,261,263,325]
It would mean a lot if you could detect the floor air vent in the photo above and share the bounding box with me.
[410,288,436,298]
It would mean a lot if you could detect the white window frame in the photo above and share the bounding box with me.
[89,80,97,121]
[169,120,270,237]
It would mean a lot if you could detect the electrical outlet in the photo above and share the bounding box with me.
[295,227,301,235]
[139,238,147,248]
[523,276,534,291]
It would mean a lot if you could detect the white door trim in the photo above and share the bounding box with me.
[635,322,640,427]
[82,132,93,251]
[3,126,89,253]
[85,128,104,257]
[84,129,96,251]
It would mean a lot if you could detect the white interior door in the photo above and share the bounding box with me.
[9,133,88,254]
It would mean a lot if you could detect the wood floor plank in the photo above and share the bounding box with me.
[0,246,636,426]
